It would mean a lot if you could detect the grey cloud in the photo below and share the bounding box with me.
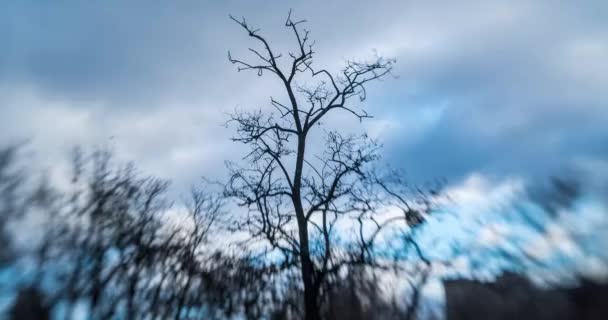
[1,0,607,193]
[370,1,608,184]
[2,2,227,107]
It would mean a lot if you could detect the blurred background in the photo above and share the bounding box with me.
[1,1,607,319]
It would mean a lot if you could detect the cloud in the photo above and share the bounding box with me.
[524,223,581,261]
[1,0,607,194]
[0,84,233,196]
[412,172,526,267]
[372,1,608,183]
[425,170,608,281]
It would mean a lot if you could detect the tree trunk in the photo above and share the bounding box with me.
[293,134,321,320]
[297,217,321,320]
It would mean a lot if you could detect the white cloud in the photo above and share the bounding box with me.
[441,173,524,217]
[581,256,608,281]
[524,223,581,260]
[477,223,510,247]
[0,84,236,195]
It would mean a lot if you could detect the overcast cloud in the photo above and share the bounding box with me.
[1,0,607,195]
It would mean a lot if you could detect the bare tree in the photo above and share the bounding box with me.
[0,147,235,320]
[0,145,21,264]
[225,11,434,320]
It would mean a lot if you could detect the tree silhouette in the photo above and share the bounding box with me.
[0,12,440,320]
[0,147,239,319]
[225,11,435,320]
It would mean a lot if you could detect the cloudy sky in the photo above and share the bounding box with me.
[2,1,608,301]
[2,0,607,194]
